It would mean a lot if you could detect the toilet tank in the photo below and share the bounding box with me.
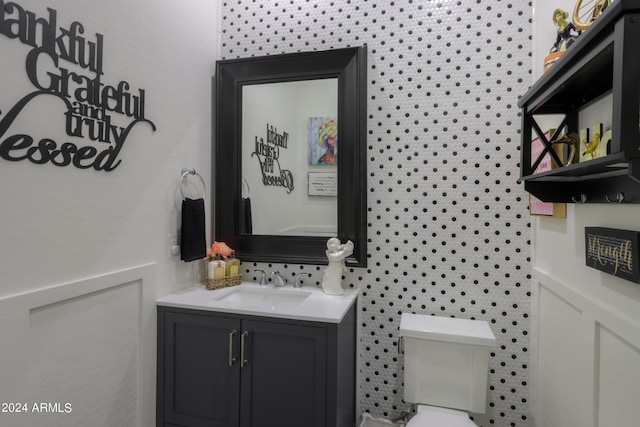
[399,313,496,414]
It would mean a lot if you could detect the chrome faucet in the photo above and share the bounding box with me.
[271,271,287,287]
[253,269,267,286]
[294,273,311,288]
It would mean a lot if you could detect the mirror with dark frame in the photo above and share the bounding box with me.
[214,46,367,266]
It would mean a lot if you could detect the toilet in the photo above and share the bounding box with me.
[399,313,496,427]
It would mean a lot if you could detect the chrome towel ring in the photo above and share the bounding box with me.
[180,168,206,200]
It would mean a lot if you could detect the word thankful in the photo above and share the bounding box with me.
[251,123,294,193]
[267,124,288,148]
[0,2,155,171]
[0,1,104,74]
[0,2,146,117]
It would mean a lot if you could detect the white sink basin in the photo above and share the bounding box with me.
[214,286,311,308]
[157,282,358,323]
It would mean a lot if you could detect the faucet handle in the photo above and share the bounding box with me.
[253,269,267,286]
[294,273,312,288]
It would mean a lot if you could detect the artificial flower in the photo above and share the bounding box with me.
[206,241,234,260]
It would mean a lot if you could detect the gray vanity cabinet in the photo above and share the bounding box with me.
[156,304,356,427]
[159,311,241,427]
[239,319,327,427]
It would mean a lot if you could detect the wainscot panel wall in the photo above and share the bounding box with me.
[0,0,218,425]
[221,1,533,426]
[530,3,640,426]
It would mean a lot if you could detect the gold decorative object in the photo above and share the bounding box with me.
[573,0,611,31]
[582,131,600,157]
[550,9,580,53]
[580,123,610,162]
[551,132,580,165]
[544,9,581,73]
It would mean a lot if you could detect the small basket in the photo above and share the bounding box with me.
[205,274,242,290]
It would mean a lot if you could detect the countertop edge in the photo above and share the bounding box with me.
[157,284,359,324]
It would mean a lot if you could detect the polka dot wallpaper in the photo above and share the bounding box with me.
[222,1,533,426]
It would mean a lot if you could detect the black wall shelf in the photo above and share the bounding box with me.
[519,0,640,203]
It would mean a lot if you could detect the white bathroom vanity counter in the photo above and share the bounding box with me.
[157,282,358,323]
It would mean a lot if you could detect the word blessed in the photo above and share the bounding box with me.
[587,235,633,275]
[251,123,294,193]
[0,91,152,170]
[0,2,156,171]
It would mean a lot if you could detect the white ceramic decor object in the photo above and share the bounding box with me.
[321,238,354,295]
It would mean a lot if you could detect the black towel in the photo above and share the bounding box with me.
[240,197,253,235]
[180,198,206,262]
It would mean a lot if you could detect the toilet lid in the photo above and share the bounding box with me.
[406,408,478,427]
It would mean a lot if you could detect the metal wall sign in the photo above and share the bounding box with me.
[0,2,156,171]
[250,123,294,193]
[585,227,640,283]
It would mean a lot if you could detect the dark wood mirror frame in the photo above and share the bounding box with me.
[214,46,367,267]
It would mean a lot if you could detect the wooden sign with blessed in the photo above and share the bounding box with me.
[585,227,640,283]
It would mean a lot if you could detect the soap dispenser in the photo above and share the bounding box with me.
[225,251,240,277]
[208,256,226,279]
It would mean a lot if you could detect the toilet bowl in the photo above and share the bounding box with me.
[406,405,478,427]
[399,313,496,427]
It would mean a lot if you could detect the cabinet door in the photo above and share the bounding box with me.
[239,320,327,427]
[162,311,241,427]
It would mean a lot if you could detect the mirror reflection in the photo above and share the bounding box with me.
[241,79,338,236]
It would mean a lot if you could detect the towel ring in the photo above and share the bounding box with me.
[180,168,206,199]
[242,178,251,198]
